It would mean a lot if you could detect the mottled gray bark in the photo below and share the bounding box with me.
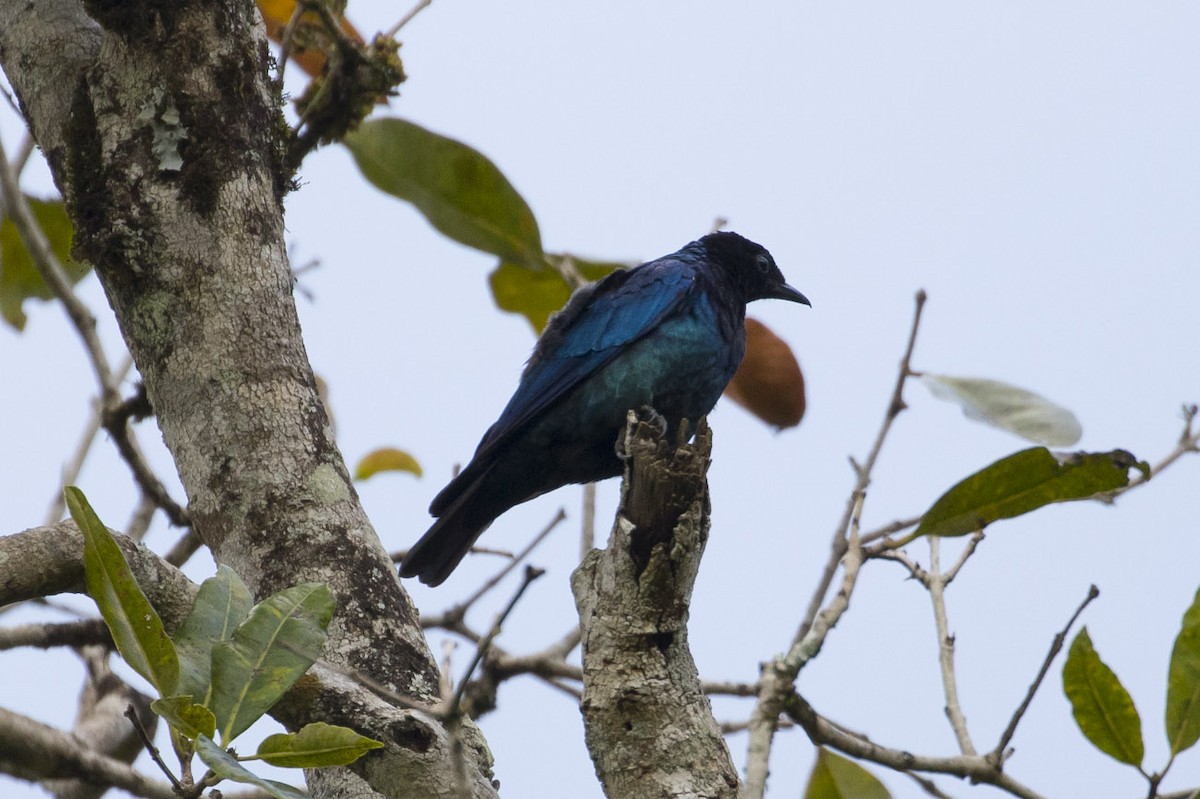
[572,413,738,799]
[0,2,495,796]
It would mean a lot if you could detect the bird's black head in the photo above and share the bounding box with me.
[699,231,811,307]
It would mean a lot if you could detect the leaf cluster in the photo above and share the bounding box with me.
[66,487,382,799]
[1062,589,1200,792]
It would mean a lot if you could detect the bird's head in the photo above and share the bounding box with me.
[700,231,811,307]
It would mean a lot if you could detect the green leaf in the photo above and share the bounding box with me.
[195,736,309,799]
[175,565,253,706]
[489,253,626,332]
[921,374,1082,446]
[1167,587,1200,754]
[1063,627,1144,766]
[344,117,544,268]
[354,447,422,480]
[804,748,891,799]
[912,448,1150,540]
[151,695,217,741]
[210,583,335,745]
[0,196,91,330]
[255,722,384,768]
[66,486,179,696]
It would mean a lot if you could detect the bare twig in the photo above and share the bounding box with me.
[439,639,457,703]
[903,770,959,799]
[992,584,1100,760]
[5,136,188,531]
[473,641,581,685]
[927,536,975,755]
[386,0,435,37]
[1112,403,1199,498]
[580,482,597,558]
[785,693,1049,799]
[720,717,795,736]
[547,252,587,289]
[702,679,759,697]
[0,138,118,401]
[941,532,983,585]
[860,514,923,545]
[793,289,927,649]
[743,492,867,799]
[162,529,203,568]
[871,545,926,579]
[744,293,929,799]
[10,132,37,187]
[0,83,18,118]
[1159,788,1200,799]
[43,357,134,525]
[786,491,866,671]
[0,706,178,799]
[421,509,565,629]
[123,704,181,790]
[448,566,545,718]
[273,2,307,88]
[528,625,581,663]
[125,493,159,542]
[102,385,190,527]
[0,619,112,650]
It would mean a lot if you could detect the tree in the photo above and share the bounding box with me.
[2,3,1198,799]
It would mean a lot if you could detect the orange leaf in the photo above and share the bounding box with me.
[725,317,806,429]
[257,0,364,79]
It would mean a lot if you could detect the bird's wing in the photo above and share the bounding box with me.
[474,260,698,460]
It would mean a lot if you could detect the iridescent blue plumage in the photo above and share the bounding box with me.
[401,231,809,585]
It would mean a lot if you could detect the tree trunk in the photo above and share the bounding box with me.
[0,2,496,796]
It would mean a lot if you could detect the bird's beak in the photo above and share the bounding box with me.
[772,283,811,307]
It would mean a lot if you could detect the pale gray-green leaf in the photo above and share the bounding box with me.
[922,374,1082,446]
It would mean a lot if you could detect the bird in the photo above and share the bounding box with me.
[400,231,810,585]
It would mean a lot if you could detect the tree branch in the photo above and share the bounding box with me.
[991,584,1100,761]
[0,137,118,403]
[927,537,976,756]
[40,647,160,799]
[784,693,1048,799]
[572,411,738,799]
[0,619,112,651]
[793,289,926,649]
[743,492,866,799]
[0,706,175,799]
[0,521,195,623]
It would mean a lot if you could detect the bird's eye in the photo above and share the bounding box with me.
[755,253,772,274]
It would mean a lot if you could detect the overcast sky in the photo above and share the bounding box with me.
[2,3,1198,798]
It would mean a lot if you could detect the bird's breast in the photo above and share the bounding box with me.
[516,296,744,488]
[584,298,742,424]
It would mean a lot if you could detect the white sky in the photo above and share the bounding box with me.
[2,3,1198,798]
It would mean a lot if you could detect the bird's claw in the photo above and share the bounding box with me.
[635,405,668,437]
[615,406,668,460]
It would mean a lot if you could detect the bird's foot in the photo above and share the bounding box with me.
[615,406,668,460]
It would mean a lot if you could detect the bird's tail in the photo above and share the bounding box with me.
[399,502,491,586]
[400,467,503,586]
